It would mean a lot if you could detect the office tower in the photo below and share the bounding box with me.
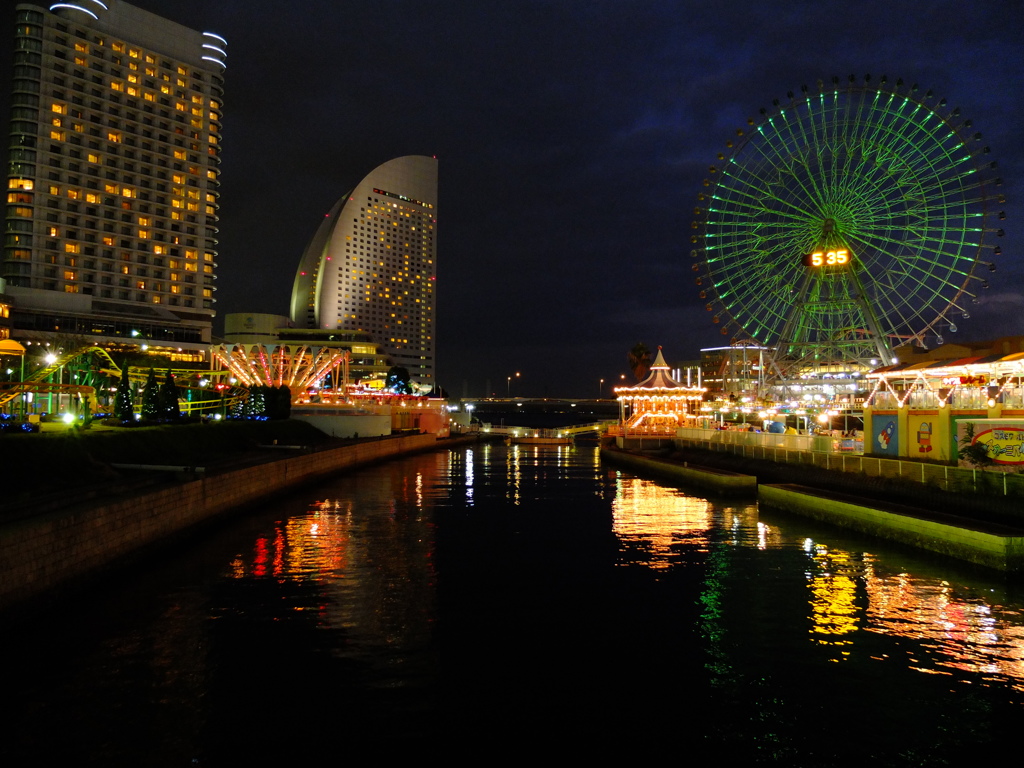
[3,1,225,361]
[290,155,438,391]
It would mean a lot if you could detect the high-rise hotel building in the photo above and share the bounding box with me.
[2,1,225,359]
[290,156,437,391]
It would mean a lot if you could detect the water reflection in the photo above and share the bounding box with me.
[604,464,1024,692]
[777,526,1024,691]
[805,543,860,652]
[219,461,438,680]
[861,560,1024,690]
[4,444,1024,766]
[610,473,713,568]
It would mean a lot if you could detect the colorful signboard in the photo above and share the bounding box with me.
[955,419,1024,471]
[873,416,899,456]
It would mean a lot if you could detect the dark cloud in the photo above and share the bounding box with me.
[4,0,1020,396]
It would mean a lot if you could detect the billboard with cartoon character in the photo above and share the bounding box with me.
[956,419,1024,471]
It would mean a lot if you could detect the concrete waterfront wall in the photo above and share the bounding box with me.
[675,431,1024,498]
[0,433,439,610]
[759,483,1024,572]
[601,448,756,496]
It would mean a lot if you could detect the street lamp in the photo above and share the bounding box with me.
[599,378,604,398]
[507,371,520,397]
[44,352,58,414]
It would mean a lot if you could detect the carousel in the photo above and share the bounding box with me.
[614,347,705,434]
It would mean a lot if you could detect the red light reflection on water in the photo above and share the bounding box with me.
[252,536,269,577]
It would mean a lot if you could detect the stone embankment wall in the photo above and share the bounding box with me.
[0,433,440,610]
[759,483,1024,571]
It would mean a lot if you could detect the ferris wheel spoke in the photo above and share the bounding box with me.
[715,168,823,222]
[849,241,976,285]
[851,226,979,271]
[738,112,831,204]
[746,129,833,211]
[770,109,834,206]
[707,196,816,229]
[873,280,949,332]
[912,174,987,206]
[848,252,975,304]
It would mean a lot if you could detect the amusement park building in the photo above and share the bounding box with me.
[222,312,392,387]
[290,156,437,392]
[1,2,225,359]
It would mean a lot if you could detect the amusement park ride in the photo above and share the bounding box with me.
[0,345,249,417]
[691,75,1003,407]
[0,342,362,419]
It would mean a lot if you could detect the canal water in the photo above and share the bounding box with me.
[3,443,1023,765]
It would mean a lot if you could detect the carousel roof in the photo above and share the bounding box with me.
[615,347,703,394]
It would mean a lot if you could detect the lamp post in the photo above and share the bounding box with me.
[507,371,520,398]
[599,378,604,398]
[44,352,58,415]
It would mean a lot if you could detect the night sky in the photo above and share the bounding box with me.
[3,1,1021,397]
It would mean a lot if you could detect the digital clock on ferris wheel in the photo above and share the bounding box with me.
[801,249,851,267]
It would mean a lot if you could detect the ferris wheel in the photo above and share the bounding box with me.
[691,75,1004,374]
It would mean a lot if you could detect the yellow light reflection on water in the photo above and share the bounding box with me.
[806,545,860,651]
[506,445,521,505]
[611,473,712,570]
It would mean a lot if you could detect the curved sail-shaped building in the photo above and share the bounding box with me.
[290,156,437,390]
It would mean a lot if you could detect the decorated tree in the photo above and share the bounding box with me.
[159,370,180,421]
[246,386,266,418]
[141,368,160,421]
[114,370,134,423]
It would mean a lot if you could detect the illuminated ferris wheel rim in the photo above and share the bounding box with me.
[690,75,1004,358]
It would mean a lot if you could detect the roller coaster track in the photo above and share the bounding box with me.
[0,345,247,414]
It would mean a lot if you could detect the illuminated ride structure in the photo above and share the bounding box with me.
[0,345,243,415]
[691,75,1004,398]
[614,347,705,434]
[212,344,349,397]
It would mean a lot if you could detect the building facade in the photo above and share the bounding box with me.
[290,156,437,391]
[2,1,225,360]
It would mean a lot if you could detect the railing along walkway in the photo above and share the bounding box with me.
[675,427,1023,497]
